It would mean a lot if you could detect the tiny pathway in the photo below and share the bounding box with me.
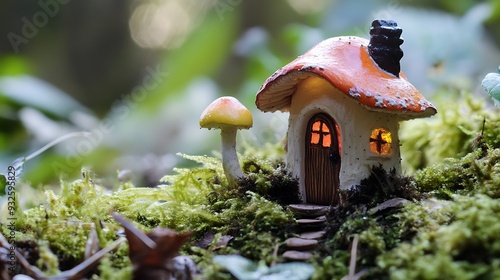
[282,204,330,261]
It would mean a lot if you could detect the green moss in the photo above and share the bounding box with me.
[311,251,350,280]
[97,244,132,280]
[239,158,301,206]
[36,241,59,276]
[400,91,500,173]
[318,208,399,278]
[416,148,500,198]
[312,143,500,280]
[395,200,453,240]
[221,192,294,262]
[240,140,286,161]
[378,195,500,280]
[317,191,500,279]
[46,224,90,267]
[0,145,296,278]
[345,165,422,207]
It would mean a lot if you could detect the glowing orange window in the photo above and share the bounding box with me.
[370,128,392,155]
[310,120,331,147]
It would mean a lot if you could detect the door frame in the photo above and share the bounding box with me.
[304,112,341,205]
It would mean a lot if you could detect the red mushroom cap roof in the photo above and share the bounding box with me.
[255,36,436,118]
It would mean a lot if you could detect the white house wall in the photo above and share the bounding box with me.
[286,76,402,202]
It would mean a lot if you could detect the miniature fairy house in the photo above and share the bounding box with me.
[255,20,437,205]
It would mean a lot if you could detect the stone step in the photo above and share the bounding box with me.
[288,204,331,218]
[282,250,313,261]
[296,215,326,228]
[281,204,330,263]
[299,231,326,240]
[285,237,318,251]
[368,197,410,215]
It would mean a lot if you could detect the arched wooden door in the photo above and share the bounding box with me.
[305,113,340,205]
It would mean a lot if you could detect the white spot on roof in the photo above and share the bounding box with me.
[349,86,366,98]
[418,100,431,111]
[375,95,386,107]
[348,87,361,99]
[418,100,428,107]
[398,99,408,109]
[387,98,397,107]
[348,86,363,99]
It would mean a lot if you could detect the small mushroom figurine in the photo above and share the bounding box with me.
[200,96,253,186]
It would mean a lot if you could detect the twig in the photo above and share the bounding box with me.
[111,213,156,250]
[348,234,359,277]
[23,132,92,163]
[54,238,125,280]
[270,243,280,267]
[340,234,367,280]
[481,117,486,136]
[0,231,45,278]
[0,230,124,280]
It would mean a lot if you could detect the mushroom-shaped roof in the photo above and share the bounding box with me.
[200,96,253,129]
[255,36,436,119]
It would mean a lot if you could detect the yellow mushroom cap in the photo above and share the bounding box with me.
[200,96,253,129]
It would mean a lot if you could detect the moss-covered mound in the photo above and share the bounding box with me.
[312,149,500,279]
[1,145,298,279]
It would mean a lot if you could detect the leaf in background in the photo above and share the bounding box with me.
[438,0,477,15]
[0,75,90,119]
[2,131,96,186]
[213,255,315,280]
[481,66,500,107]
[488,0,500,22]
[264,262,315,280]
[213,255,268,280]
[0,56,32,76]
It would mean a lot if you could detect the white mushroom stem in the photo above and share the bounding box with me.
[220,126,244,186]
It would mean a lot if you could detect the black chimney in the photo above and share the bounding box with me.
[368,19,404,77]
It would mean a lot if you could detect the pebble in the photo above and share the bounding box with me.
[170,256,199,280]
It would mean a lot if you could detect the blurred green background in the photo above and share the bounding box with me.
[1,0,500,188]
